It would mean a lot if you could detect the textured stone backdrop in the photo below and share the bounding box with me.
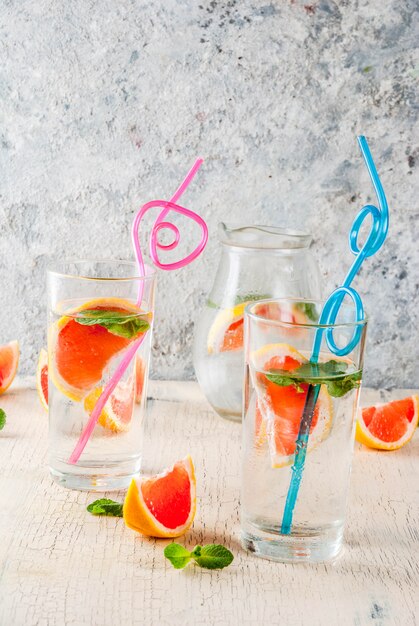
[1,0,418,387]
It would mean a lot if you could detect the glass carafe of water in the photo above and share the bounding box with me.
[193,224,321,421]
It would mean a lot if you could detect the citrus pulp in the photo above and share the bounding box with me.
[0,340,19,396]
[356,395,418,450]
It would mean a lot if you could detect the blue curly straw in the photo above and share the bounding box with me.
[280,136,389,535]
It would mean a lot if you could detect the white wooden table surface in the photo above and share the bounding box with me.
[0,379,418,626]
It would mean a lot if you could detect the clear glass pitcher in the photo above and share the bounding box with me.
[193,224,321,421]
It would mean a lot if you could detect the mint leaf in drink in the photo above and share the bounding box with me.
[207,294,271,310]
[191,544,234,570]
[265,373,306,393]
[75,310,150,339]
[164,543,192,569]
[294,301,319,322]
[320,359,349,375]
[0,409,6,430]
[294,360,348,379]
[164,543,234,570]
[87,498,123,517]
[235,293,271,306]
[325,370,362,397]
[266,359,362,398]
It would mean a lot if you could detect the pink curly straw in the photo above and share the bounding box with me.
[68,159,207,464]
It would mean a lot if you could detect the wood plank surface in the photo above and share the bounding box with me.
[0,379,418,626]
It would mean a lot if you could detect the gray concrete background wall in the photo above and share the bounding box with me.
[1,0,418,387]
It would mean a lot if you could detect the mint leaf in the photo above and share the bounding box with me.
[266,373,305,393]
[0,409,5,430]
[206,299,219,310]
[266,359,361,398]
[164,543,234,571]
[87,498,123,517]
[164,543,192,569]
[294,360,348,379]
[75,309,150,339]
[235,293,271,306]
[207,294,271,310]
[294,301,319,322]
[191,544,234,570]
[325,370,362,397]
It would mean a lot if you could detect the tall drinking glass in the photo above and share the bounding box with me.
[47,260,156,491]
[241,298,367,562]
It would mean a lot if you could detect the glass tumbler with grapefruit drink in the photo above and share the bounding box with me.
[47,260,156,491]
[241,298,367,562]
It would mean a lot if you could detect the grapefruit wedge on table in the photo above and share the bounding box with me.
[0,340,19,395]
[252,343,332,468]
[356,395,418,450]
[124,456,196,538]
[48,297,150,401]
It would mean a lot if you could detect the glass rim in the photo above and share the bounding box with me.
[47,259,156,282]
[245,297,369,329]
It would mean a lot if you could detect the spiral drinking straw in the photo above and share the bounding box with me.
[280,136,389,535]
[68,160,208,464]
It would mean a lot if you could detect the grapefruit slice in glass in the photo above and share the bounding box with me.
[207,300,315,355]
[251,343,332,467]
[356,395,418,450]
[0,340,19,396]
[49,297,150,401]
[206,302,248,353]
[135,356,146,404]
[36,348,48,410]
[84,378,136,433]
[123,456,196,538]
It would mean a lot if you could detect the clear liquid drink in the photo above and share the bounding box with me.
[47,261,156,491]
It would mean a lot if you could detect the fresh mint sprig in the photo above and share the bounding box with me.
[75,309,150,339]
[266,359,362,398]
[87,498,123,517]
[164,543,234,570]
[0,408,6,431]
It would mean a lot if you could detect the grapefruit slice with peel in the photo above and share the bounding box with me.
[356,395,418,450]
[135,356,145,404]
[84,379,136,433]
[251,343,332,467]
[0,340,19,396]
[49,297,150,401]
[207,302,248,353]
[207,301,276,354]
[123,456,196,538]
[207,301,313,354]
[36,348,48,410]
